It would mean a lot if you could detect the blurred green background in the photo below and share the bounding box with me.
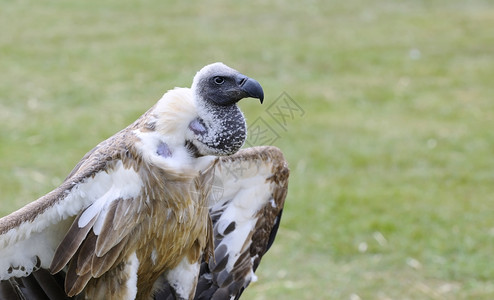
[1,0,494,299]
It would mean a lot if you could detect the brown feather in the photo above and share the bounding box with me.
[91,235,129,278]
[65,248,92,297]
[50,214,97,274]
[94,200,120,257]
[76,231,98,276]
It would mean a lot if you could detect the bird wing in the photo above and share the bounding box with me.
[0,145,289,300]
[154,146,289,300]
[0,129,147,295]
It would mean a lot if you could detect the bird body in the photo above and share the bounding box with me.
[0,63,288,300]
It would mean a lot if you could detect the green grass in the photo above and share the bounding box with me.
[1,0,494,299]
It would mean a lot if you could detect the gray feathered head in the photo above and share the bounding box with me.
[187,63,264,156]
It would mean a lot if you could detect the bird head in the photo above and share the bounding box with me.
[186,63,264,157]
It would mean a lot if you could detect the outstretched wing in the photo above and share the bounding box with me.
[0,130,146,296]
[154,146,289,299]
[195,146,289,299]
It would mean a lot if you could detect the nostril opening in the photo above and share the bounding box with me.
[238,77,247,86]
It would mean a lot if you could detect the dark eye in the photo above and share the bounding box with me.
[213,76,225,85]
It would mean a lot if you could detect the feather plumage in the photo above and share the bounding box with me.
[0,63,287,300]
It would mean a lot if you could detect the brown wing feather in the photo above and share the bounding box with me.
[94,196,147,257]
[65,251,92,297]
[50,214,97,274]
[51,178,147,295]
[76,231,99,276]
[91,235,129,278]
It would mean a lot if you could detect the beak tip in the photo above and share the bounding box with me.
[240,77,264,104]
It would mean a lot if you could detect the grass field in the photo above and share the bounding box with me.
[1,1,494,299]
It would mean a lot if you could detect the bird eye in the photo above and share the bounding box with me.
[213,76,225,85]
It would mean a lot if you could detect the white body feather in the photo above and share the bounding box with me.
[165,258,200,299]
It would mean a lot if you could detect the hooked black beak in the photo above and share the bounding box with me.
[237,76,264,104]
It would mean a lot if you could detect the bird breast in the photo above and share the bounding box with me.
[131,161,214,297]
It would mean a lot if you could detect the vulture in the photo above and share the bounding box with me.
[0,63,289,300]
